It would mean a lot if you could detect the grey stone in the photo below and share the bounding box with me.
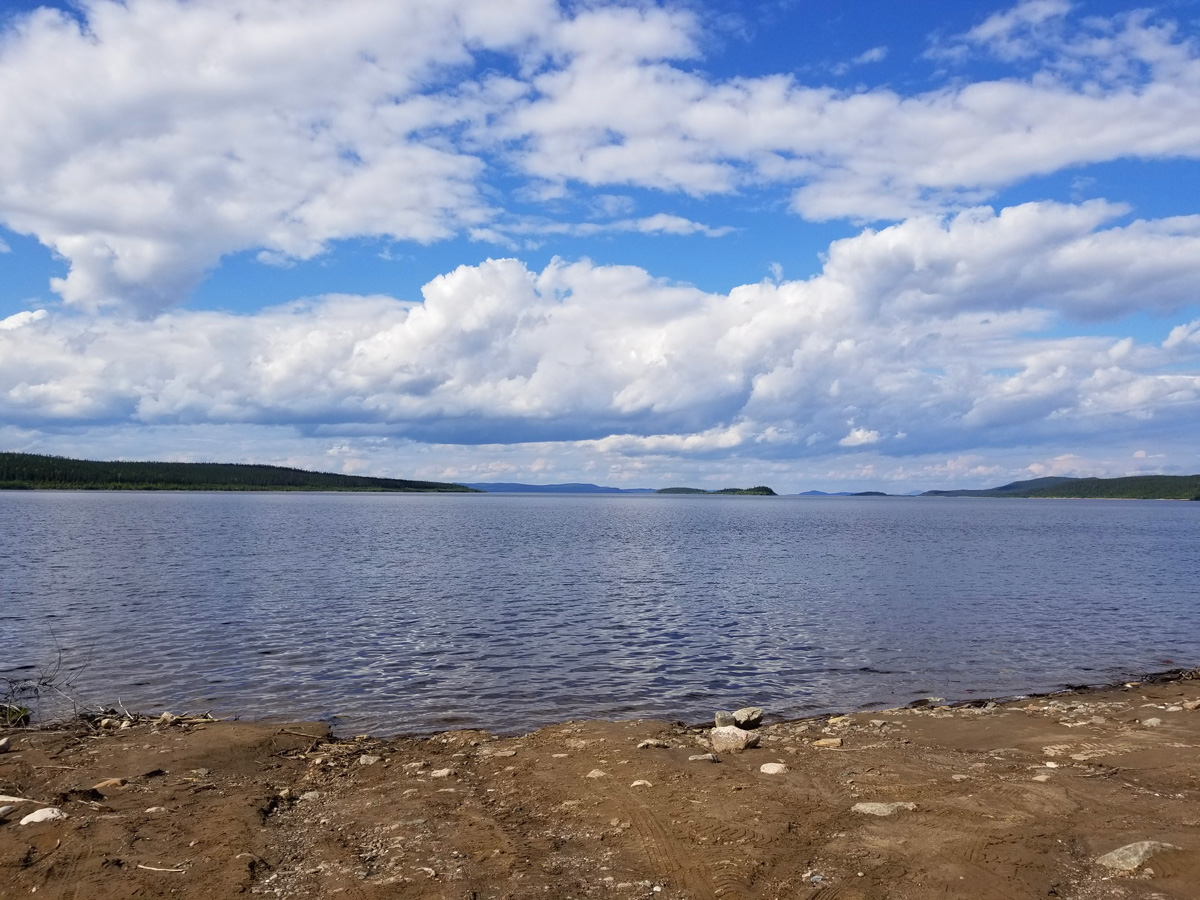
[636,739,669,750]
[759,762,789,775]
[1141,717,1163,727]
[714,711,736,727]
[19,807,67,825]
[0,805,16,819]
[0,737,10,753]
[852,802,916,816]
[1096,841,1179,871]
[710,725,759,753]
[733,706,764,729]
[1183,699,1200,711]
[358,755,382,766]
[430,768,454,778]
[300,791,321,802]
[688,753,719,762]
[585,769,607,779]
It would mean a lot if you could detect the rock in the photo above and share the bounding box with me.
[710,725,759,753]
[688,753,719,762]
[1142,718,1163,727]
[145,806,167,813]
[358,755,381,766]
[630,780,653,788]
[951,774,970,782]
[0,737,10,753]
[491,749,517,758]
[430,768,454,778]
[93,778,127,790]
[157,712,177,725]
[19,808,67,825]
[733,707,764,729]
[0,805,16,819]
[813,737,843,748]
[0,795,31,804]
[852,802,916,817]
[828,715,851,726]
[714,712,736,727]
[300,791,321,801]
[1183,700,1200,711]
[1031,774,1052,783]
[636,739,669,750]
[759,763,789,775]
[585,769,607,779]
[1095,841,1179,871]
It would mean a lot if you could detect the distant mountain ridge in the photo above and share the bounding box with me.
[923,474,1200,500]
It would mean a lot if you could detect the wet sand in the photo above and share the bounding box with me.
[2,673,1199,899]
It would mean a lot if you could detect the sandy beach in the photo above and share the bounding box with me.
[2,672,1199,899]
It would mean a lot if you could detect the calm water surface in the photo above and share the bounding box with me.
[2,492,1197,735]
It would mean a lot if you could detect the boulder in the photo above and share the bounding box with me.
[710,726,759,753]
[1096,841,1179,871]
[20,807,67,825]
[713,712,736,727]
[733,707,764,729]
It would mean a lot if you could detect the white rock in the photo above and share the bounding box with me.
[0,795,31,804]
[759,763,789,775]
[710,725,759,753]
[358,755,381,766]
[852,802,916,817]
[713,712,736,727]
[1182,699,1200,711]
[1032,775,1052,783]
[585,769,607,779]
[636,739,669,750]
[20,807,67,825]
[300,791,321,802]
[630,780,653,788]
[1096,841,1179,871]
[813,737,843,748]
[1142,717,1163,727]
[430,768,454,778]
[951,774,970,782]
[733,707,764,729]
[688,753,718,762]
[0,737,10,753]
[0,805,16,818]
[145,806,167,813]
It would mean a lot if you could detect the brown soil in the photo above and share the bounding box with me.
[3,677,1200,899]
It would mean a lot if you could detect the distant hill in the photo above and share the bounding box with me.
[0,452,476,492]
[658,485,777,495]
[923,474,1200,500]
[463,482,654,493]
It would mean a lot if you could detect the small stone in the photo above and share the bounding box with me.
[951,774,970,782]
[1142,718,1163,727]
[358,755,381,766]
[637,739,669,749]
[1095,841,1179,871]
[852,802,916,816]
[300,791,321,802]
[714,712,736,727]
[585,769,607,779]
[1182,700,1200,711]
[630,780,653,788]
[869,720,886,728]
[430,768,454,778]
[828,715,851,726]
[491,750,517,758]
[813,738,843,749]
[710,725,759,753]
[145,806,167,813]
[733,707,764,729]
[1166,706,1183,713]
[688,753,719,762]
[0,805,16,819]
[1032,774,1052,783]
[20,808,67,825]
[93,777,127,790]
[98,718,115,729]
[0,737,10,753]
[759,763,789,775]
[157,712,177,725]
[552,753,568,758]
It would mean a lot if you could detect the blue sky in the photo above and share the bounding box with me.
[1,0,1198,492]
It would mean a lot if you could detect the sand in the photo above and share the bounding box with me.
[2,673,1199,899]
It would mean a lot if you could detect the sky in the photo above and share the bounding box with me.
[0,0,1198,493]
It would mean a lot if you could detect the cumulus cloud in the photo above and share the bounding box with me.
[2,202,1198,461]
[1,1,1199,313]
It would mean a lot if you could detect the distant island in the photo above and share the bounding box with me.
[922,474,1200,501]
[0,452,476,492]
[462,482,654,494]
[657,486,777,495]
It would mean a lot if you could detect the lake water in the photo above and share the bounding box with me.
[2,492,1197,735]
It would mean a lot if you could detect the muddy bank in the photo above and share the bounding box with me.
[3,675,1200,899]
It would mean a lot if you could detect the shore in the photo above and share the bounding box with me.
[2,675,1199,899]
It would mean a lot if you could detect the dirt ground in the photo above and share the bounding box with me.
[3,674,1200,900]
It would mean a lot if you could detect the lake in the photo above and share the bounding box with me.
[2,492,1197,735]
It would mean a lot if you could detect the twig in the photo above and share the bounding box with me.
[277,729,325,741]
[32,764,80,770]
[136,864,187,873]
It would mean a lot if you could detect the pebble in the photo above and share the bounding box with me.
[0,737,10,753]
[637,739,669,750]
[759,763,789,775]
[1183,700,1200,711]
[430,768,454,778]
[714,712,736,727]
[828,715,851,726]
[1141,718,1163,727]
[300,791,321,802]
[585,769,607,779]
[20,808,67,825]
[491,750,517,758]
[630,780,653,788]
[0,805,16,819]
[1032,775,1052,783]
[710,725,759,753]
[93,778,127,790]
[688,753,719,763]
[951,774,970,782]
[358,755,381,766]
[733,707,764,729]
[813,738,843,749]
[852,802,916,816]
[1095,840,1179,871]
[145,806,167,813]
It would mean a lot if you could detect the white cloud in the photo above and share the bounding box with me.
[2,2,1199,313]
[0,236,9,253]
[2,202,1198,462]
